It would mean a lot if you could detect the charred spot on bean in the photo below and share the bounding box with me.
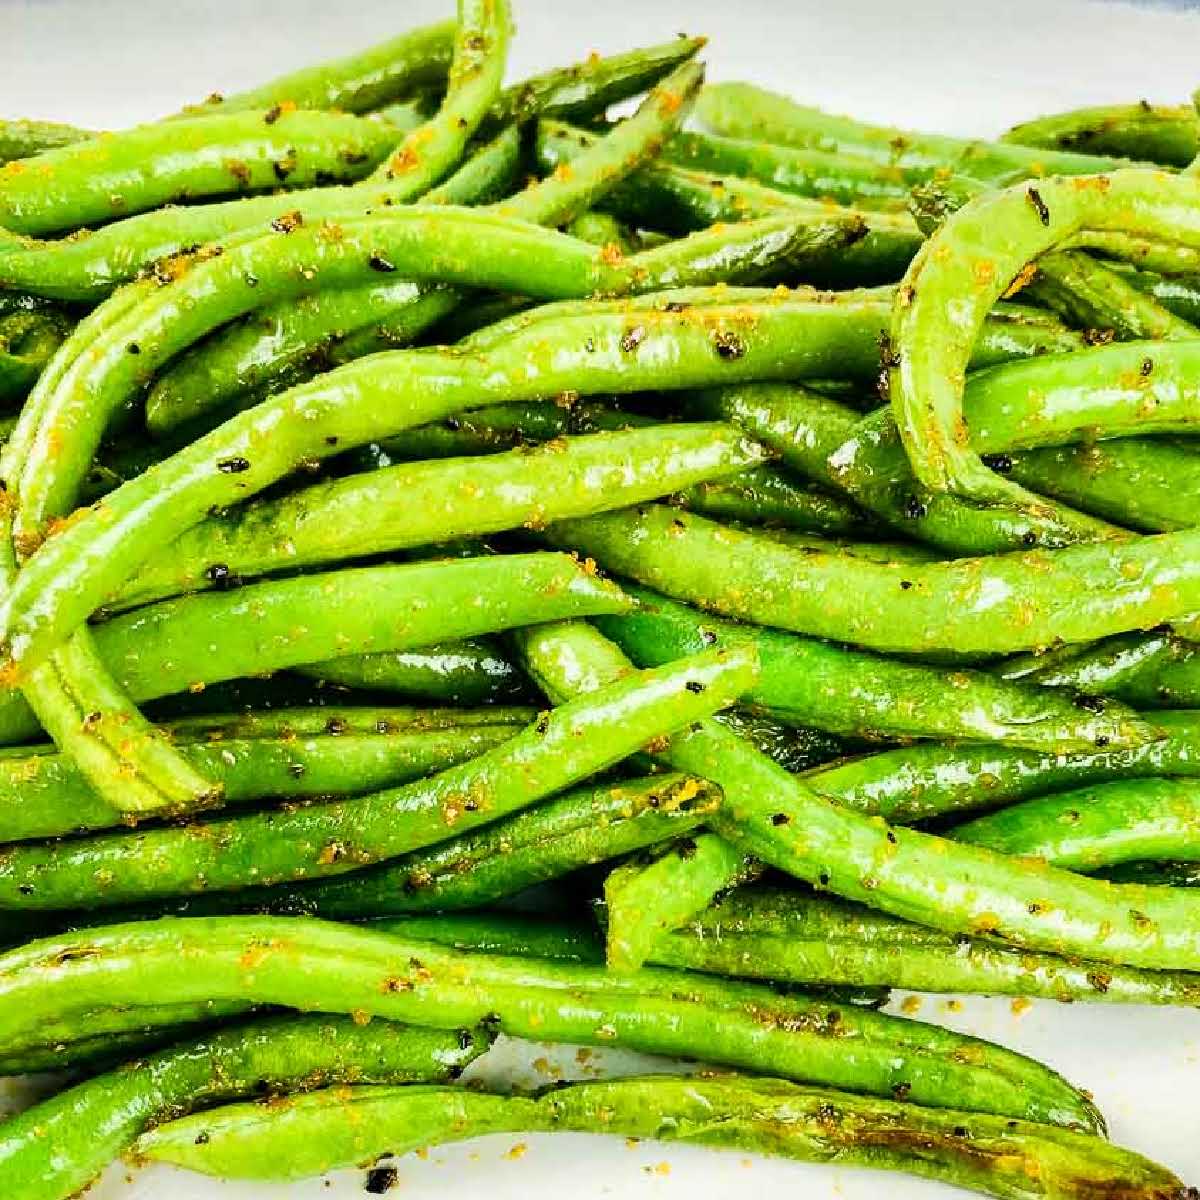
[1026,187,1050,226]
[17,884,33,895]
[818,871,831,887]
[684,680,705,694]
[1021,531,1038,548]
[217,456,251,474]
[535,712,551,735]
[771,812,790,826]
[885,830,898,844]
[713,330,747,360]
[325,717,348,735]
[369,254,398,273]
[364,1166,400,1194]
[899,580,913,591]
[1094,734,1111,748]
[272,159,295,182]
[270,210,303,234]
[699,627,718,647]
[1072,692,1106,714]
[981,453,1013,474]
[891,1082,912,1101]
[263,104,283,125]
[664,301,688,313]
[619,325,646,354]
[1141,356,1154,376]
[903,496,928,521]
[676,837,698,860]
[126,342,141,355]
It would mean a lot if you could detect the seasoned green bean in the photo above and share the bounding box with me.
[0,916,1101,1128]
[0,1014,484,1200]
[0,308,69,404]
[133,1074,1185,1198]
[1118,265,1200,323]
[1002,102,1199,169]
[697,82,1139,181]
[652,888,1200,1005]
[549,504,1200,656]
[112,424,765,607]
[952,777,1200,870]
[681,466,870,534]
[0,118,95,164]
[593,583,1154,750]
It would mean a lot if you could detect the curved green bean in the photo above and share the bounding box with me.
[697,82,1140,181]
[654,888,1200,1005]
[953,777,1200,870]
[681,466,870,534]
[593,583,1154,751]
[0,915,1101,1129]
[113,424,765,607]
[0,1014,483,1200]
[0,109,403,236]
[0,308,69,404]
[1002,102,1199,169]
[133,1074,1189,1198]
[548,503,1200,655]
[888,170,1200,502]
[0,118,95,164]
[1118,265,1200,323]
[0,645,754,908]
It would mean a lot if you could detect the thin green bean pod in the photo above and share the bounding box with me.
[697,82,1140,181]
[0,915,1101,1129]
[1102,861,1200,887]
[1002,102,1199,169]
[953,777,1200,870]
[0,308,69,404]
[654,888,1200,1005]
[1118,265,1200,322]
[593,583,1154,751]
[0,118,94,164]
[0,1014,485,1200]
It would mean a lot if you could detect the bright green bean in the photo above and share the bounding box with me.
[953,777,1200,870]
[681,466,870,534]
[0,1014,483,1200]
[1002,102,1199,169]
[593,583,1154,751]
[0,118,95,164]
[0,916,1101,1129]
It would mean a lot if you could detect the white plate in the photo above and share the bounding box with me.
[2,0,1200,1195]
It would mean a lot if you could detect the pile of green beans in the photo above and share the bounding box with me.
[2,6,1200,1199]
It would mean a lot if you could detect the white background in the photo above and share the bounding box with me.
[1,0,1199,1196]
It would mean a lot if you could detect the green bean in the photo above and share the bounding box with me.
[113,424,764,607]
[652,887,1200,1006]
[0,708,529,842]
[692,382,1120,554]
[1117,265,1200,323]
[697,82,1140,182]
[0,646,754,908]
[0,1023,215,1076]
[1006,439,1200,533]
[183,20,457,117]
[1102,860,1200,887]
[111,773,722,923]
[0,1015,484,1200]
[604,832,753,972]
[803,710,1200,825]
[1002,102,1199,169]
[0,118,95,164]
[888,170,1200,503]
[0,916,1102,1129]
[537,118,924,286]
[514,614,1200,971]
[137,1073,1190,1198]
[998,632,1200,709]
[292,640,531,705]
[0,308,69,404]
[664,129,920,209]
[681,467,871,534]
[952,777,1200,870]
[592,583,1154,751]
[548,504,1200,656]
[567,209,636,250]
[715,708,846,774]
[0,110,406,237]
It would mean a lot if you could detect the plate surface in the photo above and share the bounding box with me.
[2,0,1199,1195]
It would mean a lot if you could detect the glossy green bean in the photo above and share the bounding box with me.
[513,615,1200,971]
[292,640,531,705]
[604,832,753,972]
[0,916,1101,1128]
[655,888,1200,1005]
[1007,439,1200,533]
[953,777,1200,870]
[567,209,636,250]
[0,308,69,404]
[681,467,870,534]
[548,504,1200,655]
[0,646,753,908]
[0,118,94,164]
[113,424,765,607]
[537,118,924,286]
[0,109,404,236]
[0,1014,483,1200]
[889,170,1200,502]
[134,1074,1189,1198]
[692,383,1119,554]
[1102,860,1200,887]
[1118,265,1200,322]
[1002,102,1199,169]
[593,583,1154,751]
[0,708,529,842]
[803,709,1200,824]
[697,82,1139,181]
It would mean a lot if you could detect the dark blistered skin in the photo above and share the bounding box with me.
[1003,102,1200,170]
[655,887,1200,1005]
[697,82,1141,181]
[594,583,1155,751]
[0,647,755,908]
[0,110,403,236]
[0,1014,484,1200]
[136,1074,1189,1196]
[952,777,1200,870]
[0,915,1102,1130]
[112,423,765,606]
